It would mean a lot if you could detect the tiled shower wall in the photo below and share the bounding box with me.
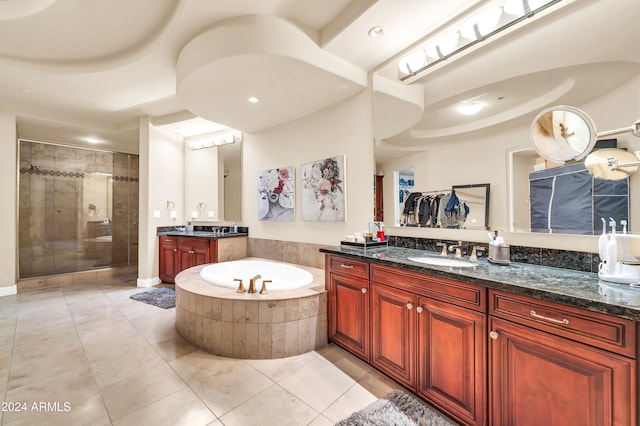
[18,140,139,278]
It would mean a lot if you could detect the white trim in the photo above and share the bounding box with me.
[137,277,161,288]
[0,285,17,297]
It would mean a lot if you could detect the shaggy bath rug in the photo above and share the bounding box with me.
[129,288,176,309]
[335,390,458,426]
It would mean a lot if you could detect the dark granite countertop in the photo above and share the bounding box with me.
[158,231,248,239]
[320,245,640,321]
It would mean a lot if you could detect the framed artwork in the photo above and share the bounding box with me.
[257,166,295,221]
[301,155,346,221]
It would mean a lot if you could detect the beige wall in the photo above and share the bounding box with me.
[137,119,185,286]
[242,89,374,245]
[0,112,17,294]
[380,74,640,252]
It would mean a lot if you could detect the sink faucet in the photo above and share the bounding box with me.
[448,241,463,259]
[435,242,447,256]
[470,246,486,262]
[248,274,261,293]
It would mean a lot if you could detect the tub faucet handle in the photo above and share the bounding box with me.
[248,274,261,294]
[234,278,245,293]
[260,280,271,295]
[435,242,447,256]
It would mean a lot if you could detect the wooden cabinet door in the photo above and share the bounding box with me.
[158,236,179,283]
[371,282,416,388]
[490,317,635,426]
[417,297,486,426]
[178,237,211,270]
[189,238,210,267]
[328,272,370,361]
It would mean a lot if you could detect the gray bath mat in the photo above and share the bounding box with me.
[129,288,176,309]
[335,389,458,426]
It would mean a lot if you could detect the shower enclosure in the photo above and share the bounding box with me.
[18,140,139,278]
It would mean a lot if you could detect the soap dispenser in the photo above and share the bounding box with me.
[606,218,618,275]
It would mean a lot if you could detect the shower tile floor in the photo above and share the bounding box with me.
[0,278,402,425]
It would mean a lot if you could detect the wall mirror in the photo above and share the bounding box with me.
[185,141,242,222]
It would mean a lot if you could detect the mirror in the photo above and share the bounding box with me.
[185,141,242,222]
[530,105,597,162]
[220,142,242,221]
[451,184,490,230]
[585,148,640,180]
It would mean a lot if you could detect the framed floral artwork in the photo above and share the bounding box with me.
[257,166,295,221]
[300,155,346,222]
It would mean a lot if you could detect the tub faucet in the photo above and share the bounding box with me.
[260,280,271,295]
[248,274,261,294]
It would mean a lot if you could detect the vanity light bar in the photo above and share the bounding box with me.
[397,0,564,81]
[187,130,242,150]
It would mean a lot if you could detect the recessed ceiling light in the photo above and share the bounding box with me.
[458,102,484,116]
[84,137,101,144]
[248,97,259,103]
[18,88,32,93]
[368,26,384,38]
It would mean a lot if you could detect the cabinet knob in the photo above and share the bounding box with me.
[340,264,354,269]
[361,287,367,294]
[407,302,413,310]
[489,331,499,340]
[416,306,423,314]
[173,248,177,252]
[188,250,195,254]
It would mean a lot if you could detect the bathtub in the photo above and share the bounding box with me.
[200,259,313,290]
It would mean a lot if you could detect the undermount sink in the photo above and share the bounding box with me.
[408,256,477,268]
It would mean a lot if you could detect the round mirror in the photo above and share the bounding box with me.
[530,105,597,162]
[584,148,640,180]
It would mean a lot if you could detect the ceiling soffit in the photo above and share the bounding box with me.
[0,0,184,73]
[176,14,367,133]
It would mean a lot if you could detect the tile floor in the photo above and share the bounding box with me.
[0,278,402,425]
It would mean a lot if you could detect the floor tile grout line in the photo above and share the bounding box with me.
[123,302,225,424]
[65,285,118,426]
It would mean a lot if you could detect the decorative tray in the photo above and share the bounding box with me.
[340,240,388,249]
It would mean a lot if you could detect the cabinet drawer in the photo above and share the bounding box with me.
[489,290,636,358]
[370,264,486,312]
[159,235,177,245]
[329,256,369,279]
[178,236,210,249]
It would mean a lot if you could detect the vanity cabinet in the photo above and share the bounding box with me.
[159,236,218,283]
[327,254,487,426]
[489,290,636,426]
[326,252,639,426]
[370,264,487,426]
[327,256,370,361]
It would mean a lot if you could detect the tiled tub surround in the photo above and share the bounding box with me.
[175,259,328,359]
[320,245,640,320]
[248,238,327,270]
[387,235,602,273]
